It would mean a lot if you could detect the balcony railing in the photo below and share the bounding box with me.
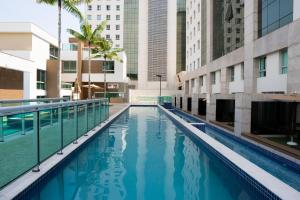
[0,98,68,107]
[0,98,109,189]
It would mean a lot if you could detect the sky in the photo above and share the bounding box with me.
[0,0,84,42]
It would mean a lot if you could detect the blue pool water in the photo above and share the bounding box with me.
[19,107,267,200]
[170,108,300,192]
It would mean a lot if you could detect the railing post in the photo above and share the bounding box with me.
[106,99,109,120]
[57,107,63,155]
[21,113,26,135]
[32,111,40,172]
[73,104,78,144]
[50,101,53,126]
[93,101,96,128]
[99,100,102,123]
[84,104,88,136]
[0,116,3,142]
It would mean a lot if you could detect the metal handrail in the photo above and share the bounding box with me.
[0,97,68,104]
[0,98,108,117]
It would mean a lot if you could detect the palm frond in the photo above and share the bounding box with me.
[92,20,107,39]
[66,28,86,41]
[36,0,57,5]
[62,0,83,20]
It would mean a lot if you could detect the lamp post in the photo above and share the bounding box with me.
[156,75,162,97]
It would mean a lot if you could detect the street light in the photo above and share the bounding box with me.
[156,74,162,97]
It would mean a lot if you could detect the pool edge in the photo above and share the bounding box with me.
[158,104,300,200]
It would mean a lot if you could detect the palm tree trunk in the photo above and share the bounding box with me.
[88,44,91,99]
[104,58,107,99]
[57,0,62,98]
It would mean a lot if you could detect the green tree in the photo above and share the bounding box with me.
[92,39,123,98]
[37,0,91,97]
[67,19,106,99]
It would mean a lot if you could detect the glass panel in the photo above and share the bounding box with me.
[40,108,61,161]
[87,103,94,130]
[77,105,86,136]
[0,112,37,188]
[63,107,76,147]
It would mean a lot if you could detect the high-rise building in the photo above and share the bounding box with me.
[177,0,300,153]
[87,0,184,91]
[85,0,124,49]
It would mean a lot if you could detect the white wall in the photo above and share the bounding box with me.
[0,52,36,98]
[294,1,300,20]
[229,63,244,93]
[257,51,287,93]
[212,70,221,94]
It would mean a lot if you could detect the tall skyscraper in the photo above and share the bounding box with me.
[86,0,184,90]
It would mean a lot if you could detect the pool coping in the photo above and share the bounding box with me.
[158,105,300,200]
[0,104,130,200]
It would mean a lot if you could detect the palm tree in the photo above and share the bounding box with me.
[37,0,91,98]
[67,20,106,99]
[92,39,123,98]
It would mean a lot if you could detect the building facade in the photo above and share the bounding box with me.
[176,0,300,157]
[85,0,124,49]
[57,40,128,101]
[0,22,58,99]
[86,0,186,92]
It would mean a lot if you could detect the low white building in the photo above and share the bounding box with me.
[0,22,58,99]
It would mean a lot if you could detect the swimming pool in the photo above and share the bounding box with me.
[169,108,300,192]
[16,107,267,200]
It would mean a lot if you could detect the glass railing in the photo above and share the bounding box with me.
[0,98,109,189]
[157,96,172,107]
[0,98,68,107]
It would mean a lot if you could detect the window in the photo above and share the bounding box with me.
[106,15,110,20]
[197,58,200,68]
[211,72,216,85]
[88,5,92,11]
[37,69,46,90]
[87,15,92,20]
[62,61,76,73]
[229,66,234,82]
[199,76,204,86]
[106,5,110,10]
[116,5,120,11]
[259,57,266,77]
[116,34,120,40]
[103,61,114,73]
[97,5,101,10]
[197,40,200,49]
[106,35,110,40]
[61,82,72,90]
[97,15,101,20]
[241,63,244,80]
[116,24,120,30]
[280,49,288,74]
[106,25,110,30]
[116,15,120,20]
[258,0,293,37]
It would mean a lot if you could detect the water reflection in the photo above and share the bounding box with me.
[28,107,258,200]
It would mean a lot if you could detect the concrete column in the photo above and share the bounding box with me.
[191,94,198,115]
[287,19,300,93]
[206,94,216,122]
[183,95,188,111]
[234,93,252,135]
[234,0,258,135]
[23,71,36,99]
[220,68,228,94]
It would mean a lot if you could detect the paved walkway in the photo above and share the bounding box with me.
[109,103,129,116]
